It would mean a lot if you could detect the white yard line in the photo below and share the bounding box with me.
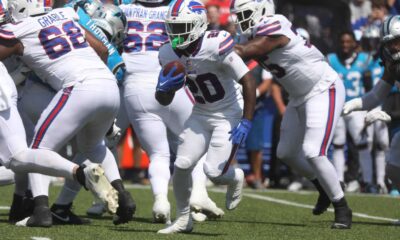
[0,206,10,210]
[124,184,398,223]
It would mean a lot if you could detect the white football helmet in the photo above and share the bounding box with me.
[165,0,208,50]
[8,0,52,22]
[92,4,127,47]
[230,0,275,35]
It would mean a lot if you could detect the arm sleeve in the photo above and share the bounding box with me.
[221,51,249,82]
[362,79,393,110]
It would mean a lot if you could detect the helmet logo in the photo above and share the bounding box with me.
[188,1,205,15]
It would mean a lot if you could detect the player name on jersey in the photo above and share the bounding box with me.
[37,11,69,28]
[123,6,167,20]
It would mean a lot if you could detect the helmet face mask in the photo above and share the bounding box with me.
[230,0,275,35]
[381,16,400,63]
[165,0,208,50]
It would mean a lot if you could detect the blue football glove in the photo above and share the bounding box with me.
[156,66,185,92]
[229,119,252,145]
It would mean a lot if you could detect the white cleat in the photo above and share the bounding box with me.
[84,164,119,214]
[152,194,171,224]
[190,197,224,220]
[157,213,193,234]
[191,212,207,222]
[345,180,360,193]
[226,168,244,210]
[86,199,106,217]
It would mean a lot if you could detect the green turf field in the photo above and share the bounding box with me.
[0,184,399,240]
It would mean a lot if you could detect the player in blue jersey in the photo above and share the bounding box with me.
[327,30,375,193]
[362,25,389,193]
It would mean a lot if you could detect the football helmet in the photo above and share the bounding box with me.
[230,0,275,35]
[165,0,208,49]
[381,15,400,62]
[8,0,52,21]
[81,0,103,18]
[361,24,380,52]
[0,0,11,24]
[92,4,127,47]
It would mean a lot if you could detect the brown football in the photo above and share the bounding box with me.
[163,60,186,77]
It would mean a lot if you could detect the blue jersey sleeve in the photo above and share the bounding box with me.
[67,5,126,82]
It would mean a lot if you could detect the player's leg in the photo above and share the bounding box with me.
[386,132,400,190]
[346,111,374,191]
[166,89,223,220]
[0,166,14,185]
[158,113,211,234]
[373,119,389,192]
[302,82,351,229]
[331,117,346,182]
[124,89,173,223]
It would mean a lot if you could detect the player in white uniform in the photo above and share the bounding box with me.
[0,0,125,227]
[0,40,117,226]
[155,0,255,234]
[344,15,400,201]
[231,0,352,229]
[119,0,224,223]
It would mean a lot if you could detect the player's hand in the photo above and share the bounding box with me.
[229,119,252,145]
[342,98,362,116]
[156,66,185,93]
[105,120,122,148]
[365,109,391,126]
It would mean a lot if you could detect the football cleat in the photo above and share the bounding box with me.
[190,197,224,220]
[312,192,331,215]
[83,164,119,214]
[86,200,106,217]
[226,168,244,210]
[8,193,33,223]
[152,194,171,224]
[157,213,193,234]
[51,203,90,225]
[113,190,136,225]
[345,180,360,193]
[16,206,52,228]
[331,198,352,229]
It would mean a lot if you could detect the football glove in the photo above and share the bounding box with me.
[365,109,391,126]
[105,120,122,148]
[156,66,185,93]
[342,98,362,116]
[229,119,252,145]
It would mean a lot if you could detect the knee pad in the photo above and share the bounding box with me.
[203,162,222,180]
[174,156,196,170]
[302,142,318,160]
[386,164,400,189]
[9,149,34,173]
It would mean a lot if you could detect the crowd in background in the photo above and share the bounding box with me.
[113,0,400,196]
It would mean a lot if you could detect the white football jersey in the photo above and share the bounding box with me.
[0,8,114,91]
[159,30,249,117]
[242,14,339,104]
[120,3,169,85]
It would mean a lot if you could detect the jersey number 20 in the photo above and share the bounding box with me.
[39,21,88,59]
[186,73,225,104]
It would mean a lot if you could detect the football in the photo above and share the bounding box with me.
[162,60,186,78]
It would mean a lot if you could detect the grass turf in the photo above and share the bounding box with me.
[0,184,399,240]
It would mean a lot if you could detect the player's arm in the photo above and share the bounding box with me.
[0,38,23,60]
[85,29,109,63]
[271,82,286,115]
[234,35,289,61]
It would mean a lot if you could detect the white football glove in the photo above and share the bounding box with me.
[365,109,391,126]
[342,98,363,115]
[105,120,122,148]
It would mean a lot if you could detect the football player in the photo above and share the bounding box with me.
[231,0,352,229]
[344,15,400,201]
[155,0,256,234]
[118,0,224,224]
[327,31,374,192]
[0,0,122,227]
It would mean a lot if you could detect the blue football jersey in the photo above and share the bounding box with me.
[65,1,126,82]
[327,52,370,101]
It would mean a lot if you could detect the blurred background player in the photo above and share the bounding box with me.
[327,30,375,193]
